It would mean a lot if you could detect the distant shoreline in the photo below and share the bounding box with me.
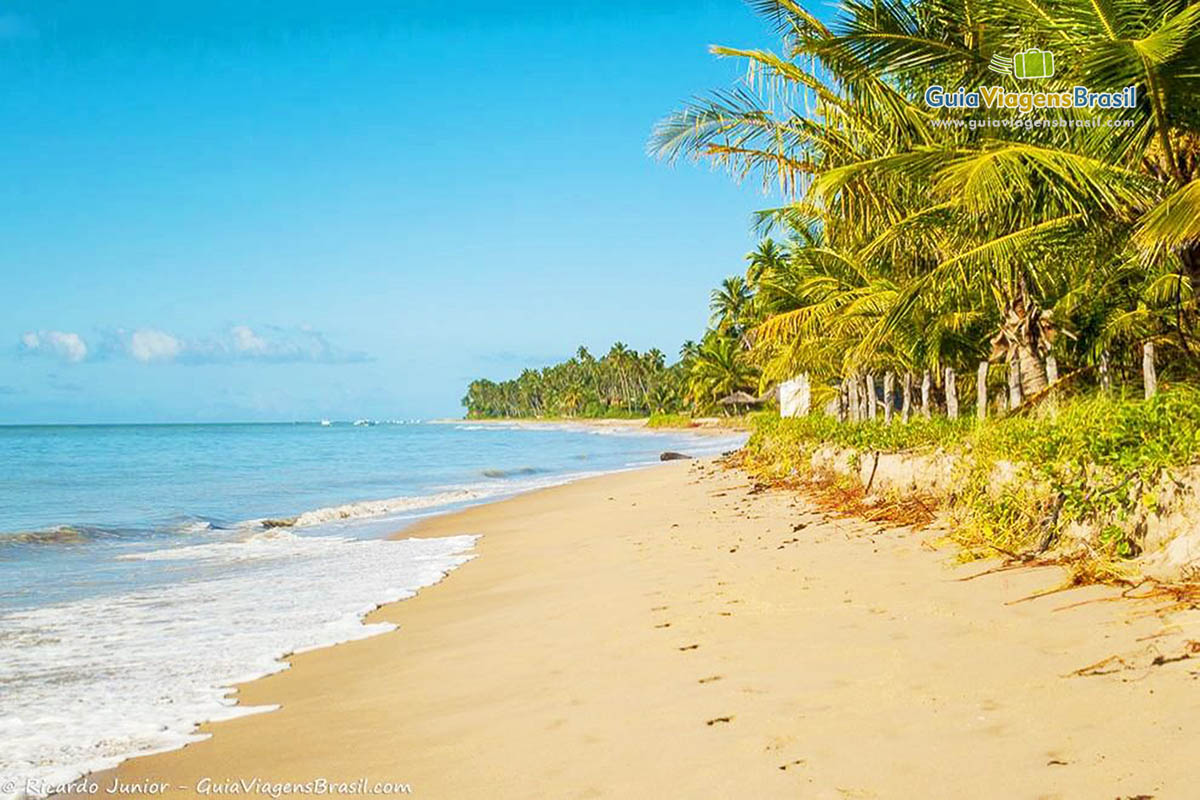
[428,416,747,436]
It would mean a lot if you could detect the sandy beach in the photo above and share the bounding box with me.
[89,458,1200,799]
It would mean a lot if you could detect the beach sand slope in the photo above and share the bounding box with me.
[99,459,1200,799]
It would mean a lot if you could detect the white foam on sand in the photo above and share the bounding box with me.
[0,533,477,799]
[236,470,643,533]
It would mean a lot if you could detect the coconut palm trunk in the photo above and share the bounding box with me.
[1016,342,1047,398]
[1045,355,1059,416]
[901,372,913,423]
[1007,350,1024,409]
[991,277,1052,405]
[866,373,877,420]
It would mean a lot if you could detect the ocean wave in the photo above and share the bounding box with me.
[0,518,223,550]
[0,526,94,546]
[255,488,495,529]
[0,533,477,795]
[480,466,544,478]
[166,516,219,534]
[3,479,545,556]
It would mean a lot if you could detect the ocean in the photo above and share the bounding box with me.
[0,420,743,796]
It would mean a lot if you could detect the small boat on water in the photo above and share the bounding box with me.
[320,419,332,427]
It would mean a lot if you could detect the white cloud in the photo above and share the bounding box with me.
[17,325,369,367]
[230,325,269,355]
[19,330,89,363]
[186,325,370,365]
[128,329,183,363]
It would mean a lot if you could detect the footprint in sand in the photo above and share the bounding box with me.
[778,759,806,771]
[679,643,700,651]
[705,716,733,726]
[698,675,722,684]
[654,622,672,629]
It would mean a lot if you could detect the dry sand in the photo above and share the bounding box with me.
[94,459,1200,798]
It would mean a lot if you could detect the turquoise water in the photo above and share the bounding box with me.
[0,421,738,607]
[0,420,742,794]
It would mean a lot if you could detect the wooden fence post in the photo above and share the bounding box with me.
[920,370,932,419]
[883,371,895,423]
[1143,342,1157,399]
[976,361,988,420]
[945,367,959,420]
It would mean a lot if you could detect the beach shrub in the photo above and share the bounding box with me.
[955,388,1200,561]
[743,413,974,480]
[741,388,1200,579]
[646,413,695,428]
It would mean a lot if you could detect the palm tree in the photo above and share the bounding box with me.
[654,0,1200,404]
[710,276,753,336]
[688,333,759,411]
[745,238,788,290]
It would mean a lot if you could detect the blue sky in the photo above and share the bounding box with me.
[1,1,785,423]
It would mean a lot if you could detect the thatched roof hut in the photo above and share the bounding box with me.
[720,393,758,407]
[717,391,763,409]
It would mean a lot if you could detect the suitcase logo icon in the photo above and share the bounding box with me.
[988,49,1055,80]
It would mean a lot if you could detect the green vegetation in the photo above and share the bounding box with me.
[743,389,1200,574]
[958,388,1200,561]
[646,413,696,429]
[462,344,687,418]
[649,0,1200,412]
[461,335,761,419]
[745,414,974,464]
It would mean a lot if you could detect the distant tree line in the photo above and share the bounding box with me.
[461,277,770,419]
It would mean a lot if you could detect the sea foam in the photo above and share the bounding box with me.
[0,533,476,798]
